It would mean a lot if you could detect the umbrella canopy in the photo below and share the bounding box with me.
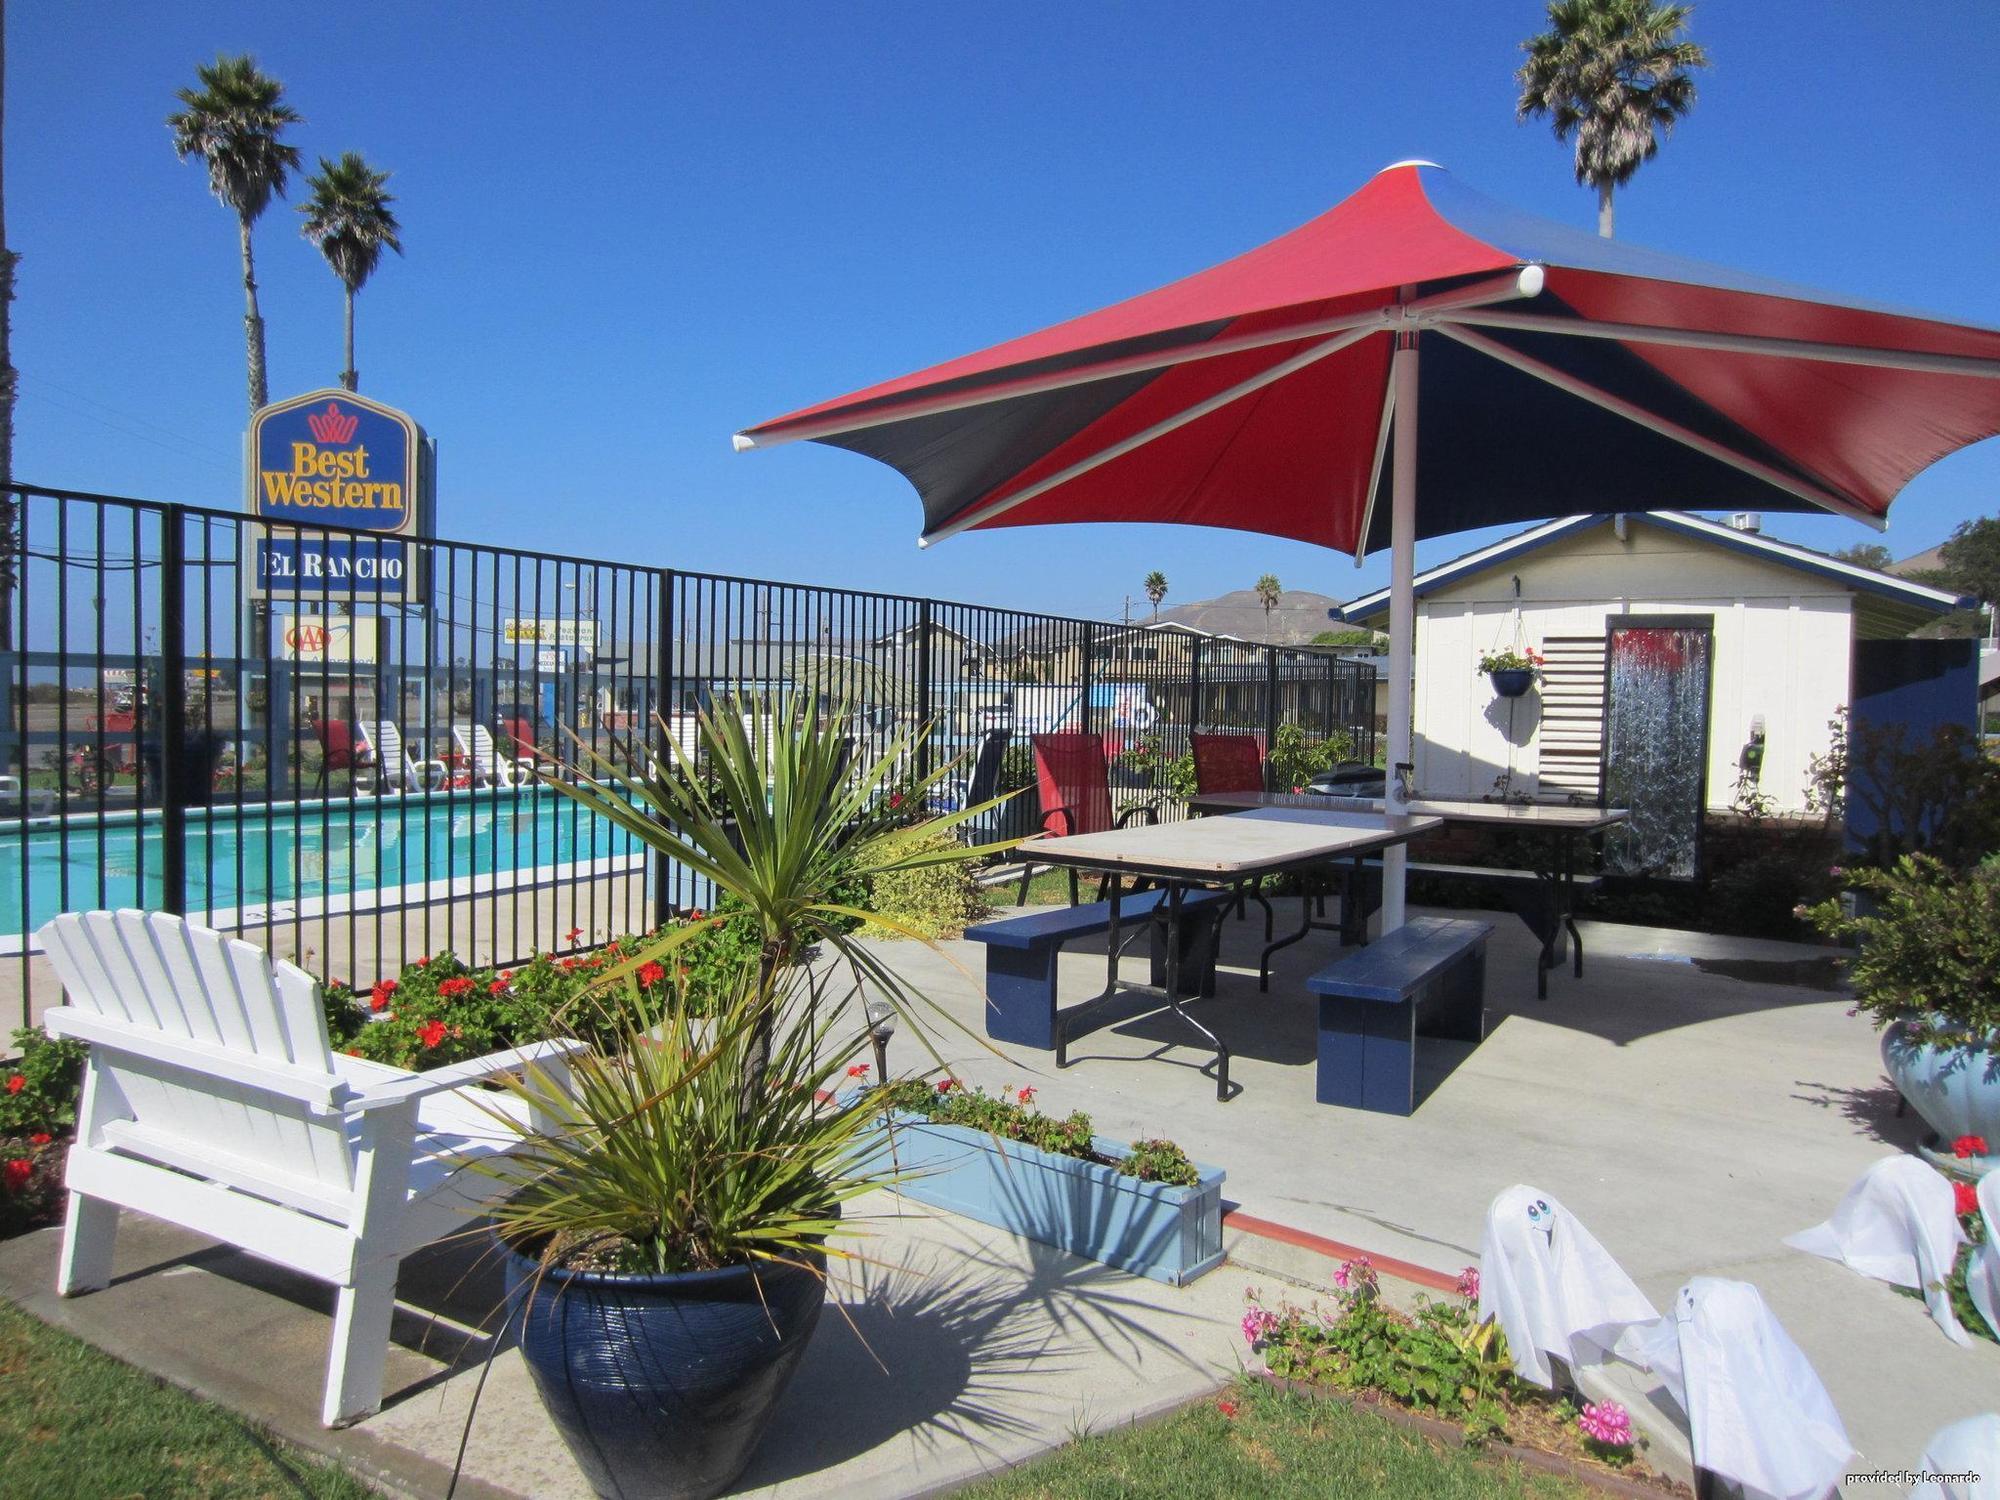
[737,161,2000,933]
[737,161,2000,556]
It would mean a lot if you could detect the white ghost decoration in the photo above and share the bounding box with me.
[1476,1184,1658,1389]
[1968,1172,2000,1343]
[1911,1413,2000,1500]
[1784,1154,1970,1344]
[1638,1278,1853,1500]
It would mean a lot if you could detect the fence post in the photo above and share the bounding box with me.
[915,597,935,780]
[1189,637,1203,736]
[1079,621,1095,735]
[158,505,188,917]
[1263,648,1280,758]
[653,568,675,929]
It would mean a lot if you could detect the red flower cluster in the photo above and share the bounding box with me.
[637,961,667,988]
[1215,1399,1239,1419]
[935,1077,958,1094]
[1016,1086,1036,1106]
[846,1063,870,1079]
[416,1020,449,1051]
[1956,1180,1980,1218]
[369,979,397,1012]
[1,1158,32,1193]
[4,1074,22,1095]
[29,1133,51,1147]
[1952,1135,1989,1159]
[437,977,476,1000]
[563,927,583,944]
[487,978,508,996]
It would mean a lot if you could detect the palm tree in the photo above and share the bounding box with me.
[1516,0,1708,238]
[1255,573,1282,639]
[168,55,302,412]
[1143,570,1168,622]
[300,153,403,392]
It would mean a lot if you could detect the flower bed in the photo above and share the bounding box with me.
[1243,1258,1681,1490]
[872,1077,1222,1285]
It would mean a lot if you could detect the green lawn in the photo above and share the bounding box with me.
[0,1298,376,1500]
[957,1378,1598,1500]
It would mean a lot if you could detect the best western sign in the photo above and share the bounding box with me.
[246,389,430,603]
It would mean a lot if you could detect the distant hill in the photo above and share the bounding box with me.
[1149,587,1345,645]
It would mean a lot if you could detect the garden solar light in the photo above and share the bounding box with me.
[865,995,897,1078]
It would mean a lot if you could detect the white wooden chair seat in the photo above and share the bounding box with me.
[36,909,580,1426]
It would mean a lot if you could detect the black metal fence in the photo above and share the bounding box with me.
[2,483,1375,1026]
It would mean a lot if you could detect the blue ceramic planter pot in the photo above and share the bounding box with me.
[503,1239,828,1500]
[1487,669,1535,699]
[1881,1020,2000,1175]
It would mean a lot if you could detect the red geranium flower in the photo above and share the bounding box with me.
[1952,1135,1989,1159]
[1955,1180,1980,1217]
[437,977,476,1000]
[4,1074,23,1095]
[2,1158,32,1192]
[1017,1086,1037,1106]
[638,961,667,988]
[416,1020,449,1051]
[488,978,509,995]
[29,1133,52,1147]
[370,979,397,1012]
[563,927,583,944]
[1216,1399,1239,1419]
[936,1077,957,1094]
[888,792,905,810]
[687,909,705,922]
[846,1063,870,1079]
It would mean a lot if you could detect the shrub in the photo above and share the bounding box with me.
[1847,721,2000,869]
[0,1136,65,1237]
[1267,721,1358,791]
[1704,848,1841,940]
[1,1027,86,1138]
[1804,853,2000,1047]
[861,827,990,940]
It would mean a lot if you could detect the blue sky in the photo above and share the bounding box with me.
[11,3,1999,620]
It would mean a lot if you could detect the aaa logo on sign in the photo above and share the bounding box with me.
[248,388,420,534]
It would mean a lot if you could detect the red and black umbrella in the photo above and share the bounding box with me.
[736,161,2000,926]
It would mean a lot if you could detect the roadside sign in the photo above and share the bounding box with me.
[505,618,597,651]
[278,615,381,665]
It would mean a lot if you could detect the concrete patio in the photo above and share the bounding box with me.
[0,895,1986,1496]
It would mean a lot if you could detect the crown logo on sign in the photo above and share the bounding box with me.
[306,402,359,444]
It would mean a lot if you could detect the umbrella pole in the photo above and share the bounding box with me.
[1381,337,1419,934]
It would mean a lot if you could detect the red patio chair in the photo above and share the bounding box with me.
[311,718,370,794]
[1021,732,1157,905]
[1191,732,1275,935]
[1190,732,1266,795]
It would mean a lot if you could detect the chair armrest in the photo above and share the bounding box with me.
[1115,802,1161,828]
[348,1038,589,1112]
[1040,805,1077,837]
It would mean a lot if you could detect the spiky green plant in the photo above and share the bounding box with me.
[1516,0,1708,237]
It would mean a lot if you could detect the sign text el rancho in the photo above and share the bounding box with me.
[246,389,430,603]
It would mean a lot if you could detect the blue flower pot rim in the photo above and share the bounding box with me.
[496,1219,831,1297]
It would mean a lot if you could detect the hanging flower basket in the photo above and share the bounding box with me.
[1476,647,1543,699]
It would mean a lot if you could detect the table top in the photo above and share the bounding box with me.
[1186,790,1628,833]
[1021,806,1443,879]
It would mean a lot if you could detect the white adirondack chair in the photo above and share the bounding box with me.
[355,721,448,793]
[451,722,537,789]
[36,910,583,1426]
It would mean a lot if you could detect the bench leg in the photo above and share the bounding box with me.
[983,944,1062,1048]
[1419,944,1488,1043]
[1316,994,1415,1115]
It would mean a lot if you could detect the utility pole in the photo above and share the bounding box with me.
[1122,595,1132,627]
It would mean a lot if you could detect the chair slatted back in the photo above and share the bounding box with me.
[358,721,413,788]
[1030,733,1114,837]
[1191,732,1266,795]
[968,729,1012,805]
[454,722,504,782]
[38,911,356,1214]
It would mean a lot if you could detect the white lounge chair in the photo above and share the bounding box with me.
[37,909,582,1426]
[0,772,55,818]
[355,721,447,793]
[451,722,537,789]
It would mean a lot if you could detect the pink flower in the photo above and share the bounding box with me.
[1240,1306,1280,1347]
[1578,1400,1633,1447]
[1456,1266,1481,1303]
[1953,1135,1989,1159]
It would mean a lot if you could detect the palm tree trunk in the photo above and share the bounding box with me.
[240,216,267,412]
[1597,181,1614,239]
[341,287,357,391]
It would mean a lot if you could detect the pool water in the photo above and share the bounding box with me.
[1,786,648,938]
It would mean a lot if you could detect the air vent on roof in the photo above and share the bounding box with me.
[1726,512,1763,534]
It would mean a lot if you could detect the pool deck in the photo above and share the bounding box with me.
[0,897,1986,1496]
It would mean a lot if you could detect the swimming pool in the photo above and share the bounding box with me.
[1,786,653,944]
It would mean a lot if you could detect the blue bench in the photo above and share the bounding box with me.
[1305,915,1492,1115]
[968,888,1231,1050]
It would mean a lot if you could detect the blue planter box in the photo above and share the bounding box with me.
[881,1112,1225,1286]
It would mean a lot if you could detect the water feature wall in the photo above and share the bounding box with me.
[1602,621,1713,880]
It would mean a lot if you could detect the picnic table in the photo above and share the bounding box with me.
[1185,792,1628,996]
[1017,806,1441,1099]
